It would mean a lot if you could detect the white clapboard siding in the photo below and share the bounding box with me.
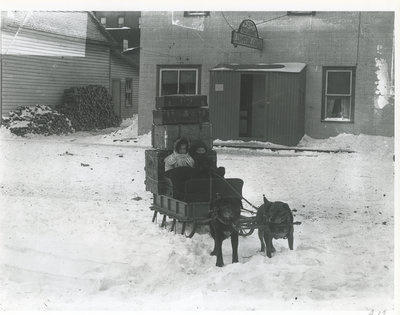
[2,42,110,113]
[111,54,139,116]
[2,29,87,57]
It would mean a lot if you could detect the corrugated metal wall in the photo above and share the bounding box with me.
[298,69,306,139]
[209,71,240,140]
[110,55,139,117]
[251,74,266,139]
[209,70,306,145]
[267,72,302,146]
[2,34,110,113]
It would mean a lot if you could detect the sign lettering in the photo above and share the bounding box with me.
[231,19,263,51]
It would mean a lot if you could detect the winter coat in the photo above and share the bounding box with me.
[164,138,195,171]
[189,140,225,178]
[189,140,212,172]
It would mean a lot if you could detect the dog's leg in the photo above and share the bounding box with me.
[288,226,294,250]
[210,242,217,256]
[269,237,276,253]
[258,229,265,252]
[215,237,224,267]
[231,231,239,263]
[210,224,217,256]
[265,233,274,258]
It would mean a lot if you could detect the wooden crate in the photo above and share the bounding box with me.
[145,149,170,181]
[145,176,173,196]
[152,123,213,151]
[145,149,217,181]
[153,107,209,125]
[155,95,208,109]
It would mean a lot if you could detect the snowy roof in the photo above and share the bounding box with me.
[2,11,114,44]
[106,27,132,30]
[122,47,140,54]
[211,63,307,73]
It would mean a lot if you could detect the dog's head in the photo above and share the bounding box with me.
[211,196,242,225]
[256,195,272,223]
[257,195,293,225]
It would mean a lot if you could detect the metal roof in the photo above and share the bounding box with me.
[210,63,307,73]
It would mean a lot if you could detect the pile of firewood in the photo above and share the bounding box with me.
[58,85,121,131]
[3,105,75,136]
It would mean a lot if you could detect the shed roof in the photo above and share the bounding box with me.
[210,63,306,73]
[2,11,115,44]
[111,49,139,68]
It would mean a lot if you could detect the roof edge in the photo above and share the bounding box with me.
[210,63,307,73]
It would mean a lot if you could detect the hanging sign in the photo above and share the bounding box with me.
[231,19,263,51]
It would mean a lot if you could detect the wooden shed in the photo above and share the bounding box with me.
[209,63,306,146]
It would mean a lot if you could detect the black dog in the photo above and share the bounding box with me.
[256,195,295,258]
[209,196,242,267]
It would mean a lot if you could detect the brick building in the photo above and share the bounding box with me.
[138,11,394,143]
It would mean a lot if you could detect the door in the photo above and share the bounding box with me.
[209,71,241,140]
[239,74,253,137]
[239,74,266,139]
[251,74,266,139]
[112,79,121,117]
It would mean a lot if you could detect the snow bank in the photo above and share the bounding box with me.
[298,133,394,155]
[0,120,394,311]
[0,126,19,139]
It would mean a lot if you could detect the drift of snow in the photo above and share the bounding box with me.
[0,122,394,311]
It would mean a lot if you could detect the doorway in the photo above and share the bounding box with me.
[112,79,121,117]
[239,74,253,137]
[239,74,266,138]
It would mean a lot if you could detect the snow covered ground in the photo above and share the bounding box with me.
[0,118,395,312]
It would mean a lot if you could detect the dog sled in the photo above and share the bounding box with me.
[145,94,300,240]
[150,174,301,238]
[150,177,244,238]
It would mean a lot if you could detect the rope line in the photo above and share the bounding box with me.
[221,12,235,30]
[255,14,288,26]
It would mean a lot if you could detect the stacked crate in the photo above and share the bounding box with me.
[145,95,216,196]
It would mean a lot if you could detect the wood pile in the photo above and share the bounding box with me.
[58,85,121,131]
[3,105,75,136]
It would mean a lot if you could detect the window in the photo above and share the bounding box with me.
[100,17,106,26]
[184,11,210,17]
[125,78,132,107]
[123,39,128,51]
[158,66,201,96]
[118,16,125,27]
[287,11,316,16]
[321,67,356,122]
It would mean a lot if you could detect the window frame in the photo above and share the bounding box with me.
[184,11,210,17]
[321,66,356,123]
[125,78,133,107]
[118,16,125,28]
[157,65,202,96]
[100,17,107,26]
[122,39,128,51]
[287,11,316,16]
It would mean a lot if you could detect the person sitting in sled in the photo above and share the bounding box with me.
[164,137,194,171]
[189,140,225,178]
[164,137,195,200]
